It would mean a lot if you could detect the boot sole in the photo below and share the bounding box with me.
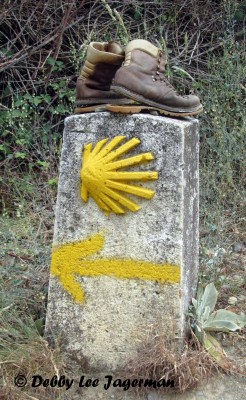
[110,85,203,117]
[74,98,136,114]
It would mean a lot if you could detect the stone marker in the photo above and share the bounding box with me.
[45,113,199,379]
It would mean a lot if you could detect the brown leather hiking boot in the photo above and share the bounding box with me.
[107,39,203,117]
[75,41,135,113]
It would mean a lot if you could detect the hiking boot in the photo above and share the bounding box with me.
[107,39,203,117]
[75,41,135,113]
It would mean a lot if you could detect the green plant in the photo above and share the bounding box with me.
[189,283,246,368]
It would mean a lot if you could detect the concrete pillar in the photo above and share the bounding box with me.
[45,112,199,376]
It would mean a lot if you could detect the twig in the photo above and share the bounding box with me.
[45,0,76,86]
[7,252,33,262]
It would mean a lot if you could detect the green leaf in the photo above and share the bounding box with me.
[202,305,211,323]
[192,298,197,308]
[203,331,230,369]
[15,152,26,159]
[12,109,23,117]
[196,284,204,305]
[49,106,56,114]
[43,95,51,103]
[34,318,44,335]
[56,104,67,113]
[194,327,230,369]
[15,99,24,106]
[23,93,32,101]
[33,96,43,106]
[196,283,218,319]
[47,57,56,66]
[36,160,49,168]
[16,139,26,145]
[48,178,58,187]
[56,60,64,67]
[134,11,142,20]
[203,309,246,332]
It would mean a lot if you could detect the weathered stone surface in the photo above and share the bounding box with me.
[45,113,199,376]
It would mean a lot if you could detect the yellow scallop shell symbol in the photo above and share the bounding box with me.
[81,136,158,214]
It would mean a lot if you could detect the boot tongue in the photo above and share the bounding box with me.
[125,39,159,57]
[106,41,124,56]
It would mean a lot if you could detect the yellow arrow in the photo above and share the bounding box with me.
[51,233,180,303]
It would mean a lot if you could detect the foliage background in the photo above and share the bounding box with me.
[0,0,245,398]
[0,0,245,213]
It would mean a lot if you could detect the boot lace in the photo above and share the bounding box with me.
[152,50,182,96]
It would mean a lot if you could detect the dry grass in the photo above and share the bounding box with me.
[124,328,241,394]
[0,319,65,400]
